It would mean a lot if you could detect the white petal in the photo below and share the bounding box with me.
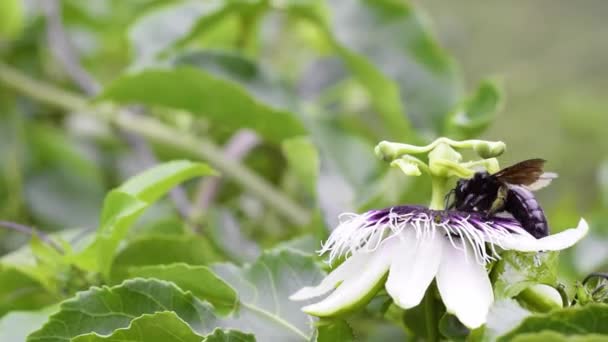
[301,239,399,317]
[385,230,442,309]
[290,251,368,301]
[496,218,588,252]
[436,238,493,329]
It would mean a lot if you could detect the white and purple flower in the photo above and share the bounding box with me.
[291,205,588,328]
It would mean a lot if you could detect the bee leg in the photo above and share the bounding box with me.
[487,186,508,217]
[444,189,455,211]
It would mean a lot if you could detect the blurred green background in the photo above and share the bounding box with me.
[0,0,606,288]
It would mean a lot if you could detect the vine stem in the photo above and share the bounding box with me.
[0,62,310,226]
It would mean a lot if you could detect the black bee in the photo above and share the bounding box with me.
[448,159,557,238]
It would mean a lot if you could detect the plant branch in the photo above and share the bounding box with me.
[0,62,310,226]
[190,129,260,220]
[41,0,100,95]
[0,220,64,253]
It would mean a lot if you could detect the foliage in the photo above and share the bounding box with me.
[0,0,605,340]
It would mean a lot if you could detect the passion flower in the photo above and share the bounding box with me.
[291,206,587,328]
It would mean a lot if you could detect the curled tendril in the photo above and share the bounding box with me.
[573,272,608,306]
[582,272,608,285]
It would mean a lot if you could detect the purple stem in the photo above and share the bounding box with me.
[0,220,64,253]
[191,129,260,218]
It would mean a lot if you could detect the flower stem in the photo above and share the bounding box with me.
[429,177,449,210]
[0,62,310,226]
[424,283,440,342]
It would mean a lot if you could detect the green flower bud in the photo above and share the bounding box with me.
[473,141,506,159]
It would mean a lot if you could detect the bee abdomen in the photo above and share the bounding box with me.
[506,185,549,238]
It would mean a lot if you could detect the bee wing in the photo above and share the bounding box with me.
[494,158,553,188]
[525,172,558,191]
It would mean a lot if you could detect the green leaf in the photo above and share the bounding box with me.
[316,319,354,342]
[0,308,56,342]
[445,80,502,139]
[73,160,216,277]
[28,250,322,341]
[111,235,221,282]
[282,136,320,198]
[510,331,608,342]
[129,263,237,315]
[174,51,290,108]
[27,278,216,342]
[0,265,57,317]
[213,249,325,341]
[117,160,216,203]
[98,67,306,143]
[491,251,559,299]
[71,311,204,342]
[498,303,608,341]
[0,0,23,39]
[203,329,255,342]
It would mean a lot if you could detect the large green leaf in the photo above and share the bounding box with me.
[174,51,291,109]
[213,249,325,341]
[72,160,216,277]
[0,308,56,342]
[26,279,216,342]
[129,263,237,315]
[510,331,608,342]
[498,303,608,341]
[491,251,559,299]
[98,67,306,143]
[110,235,221,281]
[27,250,323,341]
[203,329,255,342]
[71,312,204,342]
